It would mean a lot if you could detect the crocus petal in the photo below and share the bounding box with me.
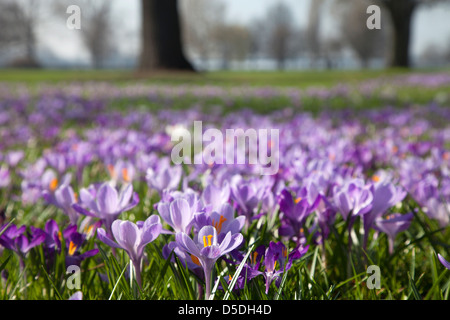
[438,254,450,270]
[97,183,119,215]
[97,228,122,249]
[175,232,201,258]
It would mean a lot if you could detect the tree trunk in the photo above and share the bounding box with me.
[139,0,194,71]
[383,0,416,68]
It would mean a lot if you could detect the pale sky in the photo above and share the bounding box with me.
[39,0,450,63]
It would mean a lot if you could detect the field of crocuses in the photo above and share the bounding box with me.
[0,72,450,301]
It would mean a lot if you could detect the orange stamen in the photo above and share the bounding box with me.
[212,215,227,233]
[122,168,130,183]
[191,254,201,266]
[49,178,58,192]
[68,241,77,256]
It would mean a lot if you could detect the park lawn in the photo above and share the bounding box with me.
[0,68,437,87]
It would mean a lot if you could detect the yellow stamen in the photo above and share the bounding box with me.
[84,224,94,237]
[443,152,450,161]
[203,235,213,247]
[73,192,78,203]
[191,254,201,266]
[58,231,62,242]
[392,146,399,154]
[49,178,58,192]
[228,274,233,282]
[372,175,380,183]
[68,241,77,256]
[274,261,278,270]
[295,197,302,204]
[299,228,304,234]
[282,247,288,258]
[122,168,130,183]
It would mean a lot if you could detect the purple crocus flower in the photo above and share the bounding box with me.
[201,182,231,214]
[255,241,309,294]
[0,223,45,268]
[176,225,243,299]
[43,184,80,225]
[97,215,162,287]
[438,254,450,270]
[374,212,414,254]
[0,166,10,188]
[363,182,407,249]
[157,197,197,235]
[193,203,246,241]
[333,179,373,221]
[146,160,182,194]
[73,182,139,238]
[31,219,99,268]
[5,150,24,167]
[277,188,319,244]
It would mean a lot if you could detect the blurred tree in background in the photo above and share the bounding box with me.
[139,0,194,71]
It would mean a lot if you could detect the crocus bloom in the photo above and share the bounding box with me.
[73,182,139,237]
[31,219,99,267]
[374,213,414,254]
[363,182,407,249]
[176,225,243,299]
[333,179,373,221]
[0,166,11,188]
[277,188,319,244]
[257,242,309,294]
[193,203,246,245]
[43,184,79,225]
[438,254,450,270]
[146,161,182,194]
[97,215,162,287]
[201,182,231,214]
[0,223,45,268]
[157,197,198,234]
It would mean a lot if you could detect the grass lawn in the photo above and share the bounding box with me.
[0,68,444,88]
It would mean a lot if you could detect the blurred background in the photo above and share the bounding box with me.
[0,0,449,72]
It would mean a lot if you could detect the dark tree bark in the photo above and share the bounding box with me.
[139,0,194,71]
[380,0,417,68]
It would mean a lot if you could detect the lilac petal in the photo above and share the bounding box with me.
[116,221,139,255]
[200,244,222,260]
[140,221,162,246]
[97,184,119,215]
[121,192,139,212]
[438,254,450,270]
[221,233,243,256]
[118,184,133,209]
[97,228,122,249]
[72,204,97,218]
[55,185,76,207]
[170,198,192,233]
[79,248,99,260]
[157,203,171,225]
[175,232,201,257]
